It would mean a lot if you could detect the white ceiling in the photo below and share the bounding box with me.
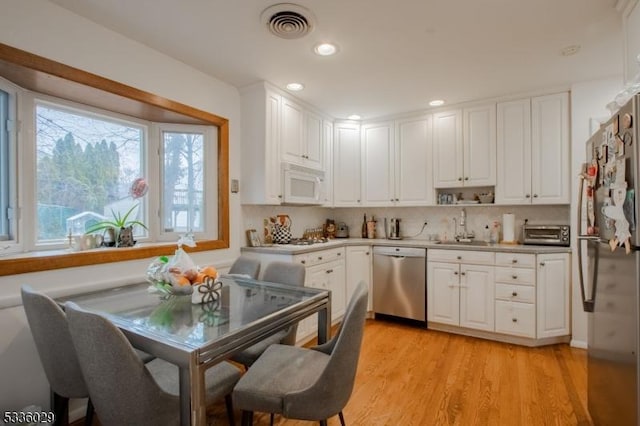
[48,0,624,119]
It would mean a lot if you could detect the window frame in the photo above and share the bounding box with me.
[0,79,17,246]
[0,43,229,277]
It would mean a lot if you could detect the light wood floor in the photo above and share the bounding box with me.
[208,319,592,426]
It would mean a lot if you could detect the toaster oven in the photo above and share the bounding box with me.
[522,225,570,246]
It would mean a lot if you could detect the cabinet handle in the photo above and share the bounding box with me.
[337,252,341,256]
[464,177,469,181]
[301,260,306,264]
[533,194,538,198]
[390,199,394,202]
[326,269,333,274]
[512,292,518,297]
[457,256,462,260]
[460,272,466,276]
[318,256,323,260]
[395,198,399,201]
[512,318,518,323]
[540,261,545,267]
[512,275,518,279]
[454,271,459,275]
[512,259,518,264]
[526,194,531,198]
[365,252,370,255]
[458,177,463,181]
[278,195,283,198]
[357,199,361,203]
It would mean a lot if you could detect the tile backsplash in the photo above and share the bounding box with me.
[242,204,570,244]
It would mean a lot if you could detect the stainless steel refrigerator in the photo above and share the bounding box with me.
[578,94,640,425]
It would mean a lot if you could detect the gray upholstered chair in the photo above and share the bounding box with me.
[233,281,369,426]
[226,256,261,279]
[230,261,306,368]
[20,285,94,426]
[64,301,242,426]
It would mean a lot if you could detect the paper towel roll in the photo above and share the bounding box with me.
[502,213,516,243]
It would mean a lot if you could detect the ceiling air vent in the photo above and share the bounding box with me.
[261,3,315,39]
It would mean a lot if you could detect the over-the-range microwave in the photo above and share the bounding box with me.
[282,162,325,205]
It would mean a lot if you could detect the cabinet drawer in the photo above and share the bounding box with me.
[494,267,535,286]
[495,283,535,303]
[495,252,535,268]
[295,247,345,267]
[495,300,535,338]
[428,249,494,265]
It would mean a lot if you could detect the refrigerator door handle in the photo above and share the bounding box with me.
[577,236,602,312]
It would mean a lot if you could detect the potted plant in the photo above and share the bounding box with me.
[86,204,148,247]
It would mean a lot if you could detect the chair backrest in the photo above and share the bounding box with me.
[65,302,179,426]
[20,285,88,398]
[262,261,306,345]
[284,281,368,420]
[262,261,305,287]
[228,256,261,279]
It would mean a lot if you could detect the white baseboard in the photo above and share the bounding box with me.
[570,339,588,349]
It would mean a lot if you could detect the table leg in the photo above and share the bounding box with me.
[178,367,191,426]
[317,298,331,344]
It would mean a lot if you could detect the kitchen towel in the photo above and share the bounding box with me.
[502,213,516,243]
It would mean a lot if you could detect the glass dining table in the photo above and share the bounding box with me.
[57,275,331,426]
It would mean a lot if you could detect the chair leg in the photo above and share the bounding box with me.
[241,410,254,426]
[339,411,346,426]
[51,392,69,426]
[319,420,328,426]
[224,395,235,426]
[84,399,94,426]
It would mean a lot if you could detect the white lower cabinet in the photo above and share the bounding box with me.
[536,253,570,338]
[428,249,570,345]
[427,250,495,332]
[345,245,372,310]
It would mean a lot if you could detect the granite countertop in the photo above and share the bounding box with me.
[240,237,571,255]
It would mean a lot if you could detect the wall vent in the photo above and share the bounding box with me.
[261,3,315,39]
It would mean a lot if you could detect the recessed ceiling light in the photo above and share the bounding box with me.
[560,45,581,56]
[429,99,445,107]
[314,43,338,56]
[286,82,305,91]
[348,114,361,120]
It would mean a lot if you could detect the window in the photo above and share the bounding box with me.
[35,101,145,245]
[0,44,229,275]
[0,88,10,241]
[160,125,218,240]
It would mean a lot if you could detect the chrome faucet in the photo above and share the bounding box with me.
[455,208,475,241]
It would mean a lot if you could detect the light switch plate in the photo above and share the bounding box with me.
[231,179,239,193]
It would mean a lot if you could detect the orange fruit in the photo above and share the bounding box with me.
[194,272,207,284]
[200,265,218,279]
[170,273,191,287]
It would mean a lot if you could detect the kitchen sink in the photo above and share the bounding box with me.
[439,240,490,246]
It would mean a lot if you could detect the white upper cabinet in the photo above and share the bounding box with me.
[531,93,570,204]
[433,109,463,188]
[496,99,532,204]
[463,104,496,186]
[333,122,362,206]
[322,120,334,206]
[496,93,569,204]
[395,115,434,206]
[281,97,324,170]
[433,105,495,188]
[361,122,395,206]
[240,83,283,205]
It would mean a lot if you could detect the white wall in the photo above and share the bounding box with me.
[569,77,622,348]
[0,0,243,413]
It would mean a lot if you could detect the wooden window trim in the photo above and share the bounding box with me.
[0,43,229,277]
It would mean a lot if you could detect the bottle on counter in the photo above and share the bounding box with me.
[483,225,491,242]
[361,214,367,238]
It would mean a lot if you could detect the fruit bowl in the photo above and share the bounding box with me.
[478,193,494,204]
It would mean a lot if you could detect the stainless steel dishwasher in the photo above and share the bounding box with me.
[372,246,426,322]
